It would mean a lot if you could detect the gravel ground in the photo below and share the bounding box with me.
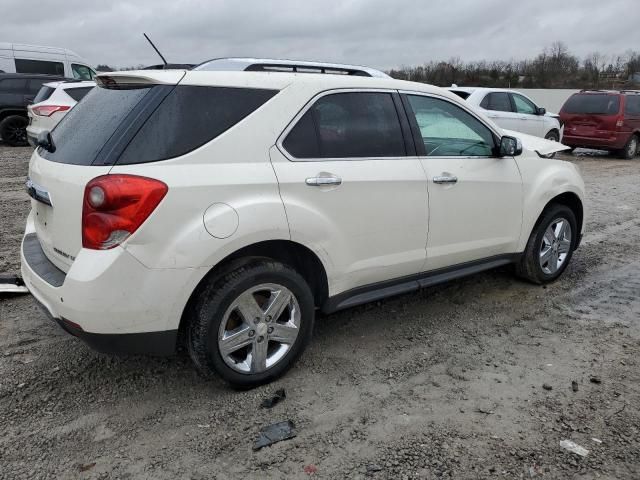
[1,145,639,479]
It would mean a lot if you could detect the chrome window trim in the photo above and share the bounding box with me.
[276,88,410,162]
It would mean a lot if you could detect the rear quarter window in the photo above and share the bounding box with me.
[117,86,277,165]
[15,59,64,76]
[624,95,640,116]
[65,86,94,102]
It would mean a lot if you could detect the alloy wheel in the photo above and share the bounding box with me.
[539,218,572,275]
[218,283,301,374]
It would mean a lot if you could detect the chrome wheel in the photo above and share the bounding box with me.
[627,137,638,157]
[539,218,572,275]
[218,283,301,374]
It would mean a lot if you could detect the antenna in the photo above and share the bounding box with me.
[143,33,168,66]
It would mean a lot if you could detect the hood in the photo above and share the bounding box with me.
[502,129,570,157]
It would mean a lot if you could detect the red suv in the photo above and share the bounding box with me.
[560,90,640,159]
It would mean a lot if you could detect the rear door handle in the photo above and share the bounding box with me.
[305,175,342,187]
[433,175,458,184]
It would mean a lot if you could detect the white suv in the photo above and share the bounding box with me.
[26,80,94,146]
[448,87,562,142]
[21,62,585,387]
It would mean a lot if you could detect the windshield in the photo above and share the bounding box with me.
[563,94,620,115]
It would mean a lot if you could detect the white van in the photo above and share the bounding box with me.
[0,43,96,80]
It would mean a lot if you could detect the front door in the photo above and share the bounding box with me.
[511,92,544,136]
[402,93,523,270]
[271,90,429,295]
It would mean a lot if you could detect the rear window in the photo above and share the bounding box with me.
[33,85,55,103]
[40,86,153,165]
[480,92,512,112]
[624,95,640,116]
[64,86,94,102]
[40,85,277,166]
[563,94,620,115]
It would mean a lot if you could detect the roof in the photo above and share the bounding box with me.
[99,69,458,100]
[194,58,390,78]
[0,42,85,61]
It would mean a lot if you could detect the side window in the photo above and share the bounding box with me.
[15,59,64,76]
[283,92,406,159]
[480,92,512,112]
[406,95,496,157]
[625,96,640,116]
[72,64,95,80]
[65,87,94,102]
[512,93,537,115]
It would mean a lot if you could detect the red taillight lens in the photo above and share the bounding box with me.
[82,175,168,250]
[32,105,71,117]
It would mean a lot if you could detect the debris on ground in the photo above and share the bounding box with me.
[571,381,579,392]
[0,274,28,294]
[590,376,602,384]
[542,383,553,391]
[366,464,383,475]
[253,420,296,450]
[559,439,589,457]
[303,464,318,475]
[591,438,603,444]
[260,388,286,409]
[78,462,96,472]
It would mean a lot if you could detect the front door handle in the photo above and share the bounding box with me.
[433,175,458,184]
[305,175,342,187]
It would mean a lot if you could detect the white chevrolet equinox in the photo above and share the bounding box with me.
[21,60,585,387]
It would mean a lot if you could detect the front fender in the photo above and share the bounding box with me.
[515,155,586,251]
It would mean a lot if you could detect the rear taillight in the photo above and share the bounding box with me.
[82,175,168,250]
[32,105,71,117]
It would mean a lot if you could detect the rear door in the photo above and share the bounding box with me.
[271,90,429,294]
[479,92,521,131]
[511,92,544,136]
[402,92,522,270]
[623,94,640,135]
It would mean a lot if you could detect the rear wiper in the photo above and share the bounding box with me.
[36,131,56,153]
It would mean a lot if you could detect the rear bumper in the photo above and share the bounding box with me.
[32,296,177,356]
[20,214,199,356]
[562,133,627,150]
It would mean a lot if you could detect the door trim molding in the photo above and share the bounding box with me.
[321,253,522,313]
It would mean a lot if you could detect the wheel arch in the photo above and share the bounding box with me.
[177,239,329,338]
[529,192,584,250]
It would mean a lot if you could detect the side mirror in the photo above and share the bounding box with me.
[499,135,523,157]
[36,131,55,153]
[537,107,546,116]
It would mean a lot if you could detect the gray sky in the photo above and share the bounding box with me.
[2,0,638,70]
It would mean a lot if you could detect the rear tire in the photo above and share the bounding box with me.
[0,115,29,147]
[516,204,577,284]
[619,135,638,159]
[187,260,315,388]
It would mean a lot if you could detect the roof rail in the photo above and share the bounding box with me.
[194,58,390,78]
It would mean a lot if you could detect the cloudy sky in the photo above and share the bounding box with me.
[2,0,638,70]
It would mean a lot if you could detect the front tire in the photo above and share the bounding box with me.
[0,115,29,147]
[516,204,577,284]
[187,260,315,387]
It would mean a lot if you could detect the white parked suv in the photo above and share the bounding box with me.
[21,61,585,387]
[448,87,562,142]
[26,80,94,146]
